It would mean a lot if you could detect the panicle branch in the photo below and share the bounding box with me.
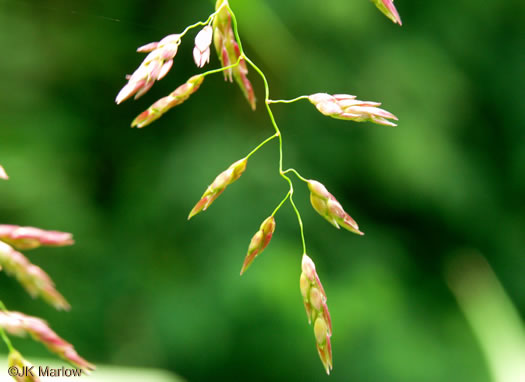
[114,0,404,374]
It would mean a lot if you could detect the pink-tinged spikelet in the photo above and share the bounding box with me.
[131,75,205,128]
[212,0,256,110]
[300,254,333,374]
[115,34,181,104]
[0,241,70,310]
[0,311,95,372]
[0,225,73,250]
[370,0,402,25]
[188,157,248,219]
[309,93,398,126]
[307,180,363,235]
[240,216,276,275]
[193,25,213,68]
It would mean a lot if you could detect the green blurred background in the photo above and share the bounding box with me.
[1,0,524,381]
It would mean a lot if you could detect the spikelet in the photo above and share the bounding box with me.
[300,254,333,374]
[193,26,213,68]
[309,93,398,126]
[131,75,205,128]
[0,311,94,372]
[8,350,40,382]
[115,34,181,104]
[240,216,275,275]
[188,158,248,219]
[370,0,402,25]
[0,165,7,180]
[307,180,363,235]
[212,0,256,110]
[0,225,73,250]
[0,241,70,310]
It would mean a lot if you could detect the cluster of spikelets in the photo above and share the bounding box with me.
[115,0,402,375]
[0,176,94,380]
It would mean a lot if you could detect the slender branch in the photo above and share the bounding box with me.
[288,191,307,253]
[246,133,279,159]
[268,96,309,104]
[272,191,291,216]
[179,2,226,39]
[201,56,242,78]
[283,168,309,182]
[227,4,307,254]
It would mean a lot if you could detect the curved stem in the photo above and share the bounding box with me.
[227,4,307,254]
[179,3,226,39]
[201,57,241,78]
[268,96,309,104]
[283,168,309,182]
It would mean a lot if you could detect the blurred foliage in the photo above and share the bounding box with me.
[0,0,524,381]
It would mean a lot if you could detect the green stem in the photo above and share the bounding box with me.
[283,168,309,182]
[246,133,279,159]
[0,300,15,353]
[179,3,226,39]
[201,57,242,78]
[268,96,309,104]
[227,4,307,254]
[272,191,290,217]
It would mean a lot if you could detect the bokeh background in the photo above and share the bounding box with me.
[1,0,524,381]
